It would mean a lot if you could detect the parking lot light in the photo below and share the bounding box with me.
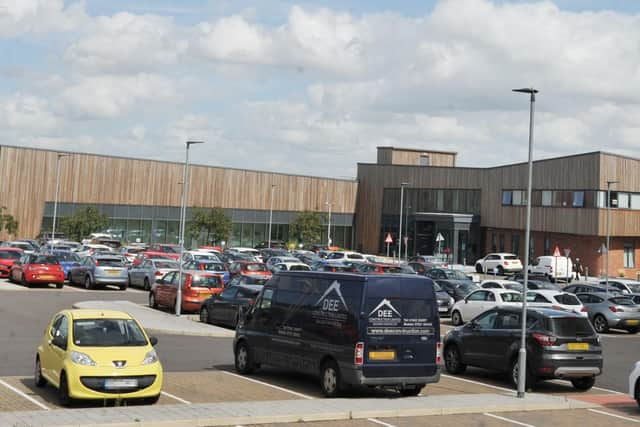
[268,185,277,249]
[51,153,70,251]
[398,182,409,264]
[326,201,332,248]
[177,140,205,317]
[512,87,538,398]
[605,180,618,298]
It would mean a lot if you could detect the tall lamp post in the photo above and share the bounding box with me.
[268,185,277,248]
[51,154,70,251]
[326,201,333,248]
[405,204,411,261]
[398,182,409,263]
[605,180,618,298]
[177,140,204,317]
[513,87,538,398]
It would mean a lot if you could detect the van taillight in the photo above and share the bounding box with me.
[248,299,254,306]
[532,333,557,346]
[436,342,442,365]
[354,342,364,366]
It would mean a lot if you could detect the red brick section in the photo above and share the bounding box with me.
[571,393,636,407]
[484,228,640,280]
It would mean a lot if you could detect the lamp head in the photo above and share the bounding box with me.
[186,140,205,147]
[512,88,538,94]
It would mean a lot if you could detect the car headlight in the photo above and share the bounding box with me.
[70,351,96,366]
[142,349,158,365]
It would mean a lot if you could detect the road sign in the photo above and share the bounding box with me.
[564,248,571,257]
[385,233,393,244]
[436,233,445,242]
[553,245,561,257]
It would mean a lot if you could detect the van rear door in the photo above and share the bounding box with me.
[362,276,440,379]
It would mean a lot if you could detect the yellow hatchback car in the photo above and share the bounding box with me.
[35,309,163,406]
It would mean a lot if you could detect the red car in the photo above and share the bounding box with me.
[0,247,23,278]
[9,254,64,288]
[357,263,405,274]
[132,251,173,267]
[149,270,224,313]
[147,244,181,260]
[228,261,272,278]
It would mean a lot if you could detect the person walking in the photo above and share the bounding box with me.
[574,257,583,280]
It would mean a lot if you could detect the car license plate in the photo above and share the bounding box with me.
[369,350,396,361]
[438,307,448,312]
[40,275,55,280]
[106,270,120,276]
[567,343,589,351]
[199,293,210,298]
[627,320,640,325]
[104,378,138,389]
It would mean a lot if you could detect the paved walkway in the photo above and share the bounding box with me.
[0,393,596,427]
[72,300,235,338]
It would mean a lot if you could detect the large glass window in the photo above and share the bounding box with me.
[502,191,512,206]
[572,191,585,207]
[542,191,553,206]
[619,193,630,209]
[512,191,522,206]
[511,234,520,256]
[632,194,640,210]
[624,243,635,268]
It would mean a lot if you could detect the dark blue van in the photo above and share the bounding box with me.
[234,271,441,396]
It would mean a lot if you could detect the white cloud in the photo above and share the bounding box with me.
[0,0,85,37]
[1,94,60,133]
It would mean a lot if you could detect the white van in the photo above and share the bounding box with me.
[528,256,573,282]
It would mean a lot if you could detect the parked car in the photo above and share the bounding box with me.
[228,261,271,278]
[629,361,640,408]
[564,283,622,295]
[128,259,179,291]
[234,272,442,397]
[526,290,587,317]
[425,268,471,281]
[443,307,602,391]
[576,293,640,333]
[228,247,263,262]
[451,288,522,326]
[314,260,359,272]
[266,256,301,271]
[598,279,640,295]
[9,254,64,288]
[227,274,270,287]
[76,244,114,258]
[50,250,82,280]
[409,255,445,265]
[182,251,220,263]
[254,241,286,250]
[218,251,254,266]
[515,279,561,291]
[480,280,522,290]
[272,262,312,272]
[149,270,224,313]
[436,280,480,302]
[200,284,262,328]
[182,260,230,285]
[528,256,573,282]
[120,245,148,264]
[435,282,455,317]
[506,271,551,282]
[474,253,523,274]
[35,309,162,405]
[325,251,366,263]
[147,244,181,261]
[1,240,36,254]
[0,247,23,278]
[355,263,409,274]
[69,255,129,290]
[132,251,174,267]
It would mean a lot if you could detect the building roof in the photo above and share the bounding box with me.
[376,146,458,155]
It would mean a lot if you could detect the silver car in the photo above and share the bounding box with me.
[128,259,179,291]
[576,293,640,334]
[69,255,129,290]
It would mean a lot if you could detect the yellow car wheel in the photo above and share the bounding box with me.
[59,372,72,406]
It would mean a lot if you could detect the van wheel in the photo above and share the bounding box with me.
[593,315,609,333]
[571,377,595,391]
[451,311,463,326]
[510,358,535,390]
[320,359,343,398]
[444,344,466,374]
[475,264,483,273]
[235,341,255,374]
[399,385,423,396]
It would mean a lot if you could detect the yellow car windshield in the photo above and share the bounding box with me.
[73,319,148,347]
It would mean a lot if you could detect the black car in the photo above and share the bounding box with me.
[506,272,550,282]
[443,306,602,391]
[434,282,455,317]
[425,268,471,281]
[436,280,479,301]
[200,284,262,328]
[564,283,622,295]
[227,274,270,287]
[516,279,561,291]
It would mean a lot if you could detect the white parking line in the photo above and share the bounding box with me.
[592,385,625,395]
[588,408,640,423]
[0,379,50,410]
[367,418,397,427]
[161,390,191,404]
[484,412,536,426]
[220,371,314,400]
[442,374,516,394]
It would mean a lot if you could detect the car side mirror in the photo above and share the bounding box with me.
[149,336,158,346]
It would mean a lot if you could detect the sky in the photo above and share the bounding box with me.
[2,0,640,179]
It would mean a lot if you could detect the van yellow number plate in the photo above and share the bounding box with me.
[567,343,589,351]
[369,351,396,361]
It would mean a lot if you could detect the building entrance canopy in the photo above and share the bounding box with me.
[413,212,478,265]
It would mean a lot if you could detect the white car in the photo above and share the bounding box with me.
[272,262,311,272]
[598,278,640,295]
[81,233,113,245]
[629,361,640,407]
[76,244,114,257]
[451,288,523,326]
[475,253,523,274]
[182,251,220,263]
[229,247,263,262]
[526,290,588,317]
[528,256,573,282]
[266,256,300,271]
[325,251,366,262]
[480,279,522,290]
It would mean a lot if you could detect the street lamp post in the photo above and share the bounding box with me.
[398,182,409,263]
[405,204,411,261]
[51,154,70,251]
[606,180,618,298]
[177,141,204,317]
[513,87,538,398]
[326,202,333,248]
[268,185,277,248]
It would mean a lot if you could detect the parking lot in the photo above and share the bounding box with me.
[1,278,639,426]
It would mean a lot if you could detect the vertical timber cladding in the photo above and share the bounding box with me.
[0,145,358,240]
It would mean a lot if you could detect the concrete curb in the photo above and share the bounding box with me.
[0,393,599,427]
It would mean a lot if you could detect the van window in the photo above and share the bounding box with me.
[260,288,273,310]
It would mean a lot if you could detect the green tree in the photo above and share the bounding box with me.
[58,207,109,242]
[187,208,232,246]
[0,207,18,236]
[290,210,324,244]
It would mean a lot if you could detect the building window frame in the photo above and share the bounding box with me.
[542,191,553,206]
[502,191,513,206]
[624,242,635,269]
[572,191,585,208]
